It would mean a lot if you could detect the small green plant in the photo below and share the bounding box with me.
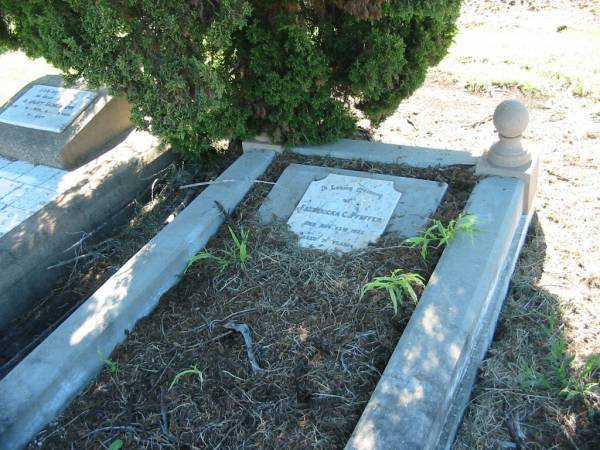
[404,227,437,259]
[360,270,425,314]
[169,365,204,391]
[185,250,229,273]
[108,440,124,450]
[519,312,600,400]
[405,213,478,259]
[97,348,118,375]
[225,226,251,269]
[185,225,251,273]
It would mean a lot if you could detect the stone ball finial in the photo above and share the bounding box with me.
[493,99,529,138]
[487,99,531,168]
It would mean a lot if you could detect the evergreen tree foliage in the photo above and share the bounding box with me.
[0,0,461,156]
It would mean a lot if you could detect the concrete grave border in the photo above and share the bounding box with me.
[0,139,532,450]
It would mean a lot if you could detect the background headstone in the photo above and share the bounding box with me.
[0,75,132,170]
[0,85,97,133]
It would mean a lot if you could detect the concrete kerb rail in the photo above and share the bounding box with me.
[0,99,537,449]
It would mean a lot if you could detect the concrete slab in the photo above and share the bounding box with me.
[288,139,477,168]
[258,164,447,240]
[346,177,525,450]
[0,75,132,170]
[0,149,277,450]
[0,130,174,331]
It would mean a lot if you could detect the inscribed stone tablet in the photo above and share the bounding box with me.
[0,85,97,133]
[287,173,401,252]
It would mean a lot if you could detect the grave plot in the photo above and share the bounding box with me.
[0,100,537,450]
[21,153,477,449]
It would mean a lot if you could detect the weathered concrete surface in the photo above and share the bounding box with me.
[288,139,477,168]
[436,208,534,449]
[258,164,447,240]
[346,177,525,450]
[0,75,132,169]
[0,129,174,332]
[0,149,277,450]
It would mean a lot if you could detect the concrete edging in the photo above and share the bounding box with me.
[287,139,478,168]
[346,176,527,450]
[0,149,278,450]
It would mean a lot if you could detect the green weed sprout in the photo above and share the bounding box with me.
[185,225,251,273]
[404,227,437,259]
[405,213,478,259]
[97,348,118,374]
[360,270,425,314]
[169,365,204,391]
[185,250,229,273]
[225,226,251,269]
[108,440,124,450]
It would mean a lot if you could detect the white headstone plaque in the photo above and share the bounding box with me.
[0,85,97,133]
[288,173,401,252]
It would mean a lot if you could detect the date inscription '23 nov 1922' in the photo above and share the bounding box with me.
[287,173,401,252]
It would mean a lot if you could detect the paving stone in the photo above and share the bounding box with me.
[40,172,73,193]
[0,179,21,199]
[16,164,66,186]
[2,185,56,212]
[0,158,11,169]
[0,161,35,180]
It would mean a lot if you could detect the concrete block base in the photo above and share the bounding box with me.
[476,149,540,213]
[258,163,448,239]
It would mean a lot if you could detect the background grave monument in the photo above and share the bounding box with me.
[0,75,132,170]
[259,164,448,250]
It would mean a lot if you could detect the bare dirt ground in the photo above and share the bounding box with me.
[371,0,600,448]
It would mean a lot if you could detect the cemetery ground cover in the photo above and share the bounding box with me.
[27,153,476,448]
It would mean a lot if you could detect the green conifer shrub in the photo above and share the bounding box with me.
[0,1,461,156]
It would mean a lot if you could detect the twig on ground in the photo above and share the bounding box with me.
[223,322,262,373]
[164,189,195,224]
[47,252,101,270]
[159,388,177,442]
[84,425,139,438]
[179,179,276,190]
